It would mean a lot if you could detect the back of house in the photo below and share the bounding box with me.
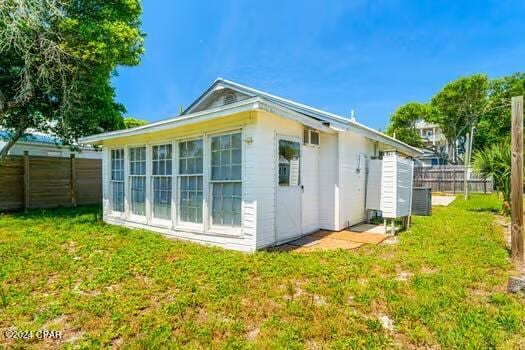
[80,78,422,252]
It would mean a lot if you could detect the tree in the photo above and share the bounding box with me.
[123,116,147,129]
[0,0,144,159]
[429,74,489,164]
[474,73,525,151]
[472,141,511,214]
[386,102,430,148]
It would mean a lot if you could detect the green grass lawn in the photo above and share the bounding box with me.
[0,195,524,349]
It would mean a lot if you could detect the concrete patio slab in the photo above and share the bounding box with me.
[295,239,364,252]
[311,230,388,244]
[270,224,388,252]
[350,224,386,234]
[288,236,321,247]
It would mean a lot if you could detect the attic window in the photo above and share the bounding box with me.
[223,93,237,105]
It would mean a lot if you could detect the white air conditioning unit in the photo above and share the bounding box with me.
[303,129,320,146]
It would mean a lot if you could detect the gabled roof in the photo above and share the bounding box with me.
[79,78,422,157]
[183,78,351,130]
[184,78,421,156]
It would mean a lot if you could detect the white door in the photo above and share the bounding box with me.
[302,145,319,233]
[276,137,302,243]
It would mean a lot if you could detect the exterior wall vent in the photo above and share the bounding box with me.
[223,93,237,105]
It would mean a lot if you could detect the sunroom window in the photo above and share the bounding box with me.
[210,132,242,227]
[152,144,172,220]
[178,139,203,224]
[110,149,124,212]
[129,147,146,216]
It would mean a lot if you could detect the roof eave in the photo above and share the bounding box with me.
[79,97,261,144]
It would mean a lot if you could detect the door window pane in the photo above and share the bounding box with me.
[278,140,300,186]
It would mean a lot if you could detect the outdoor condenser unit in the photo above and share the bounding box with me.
[411,187,432,216]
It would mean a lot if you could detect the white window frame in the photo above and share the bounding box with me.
[108,147,125,218]
[175,136,205,231]
[127,144,147,224]
[150,141,173,227]
[207,129,243,236]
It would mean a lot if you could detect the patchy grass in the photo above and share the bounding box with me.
[0,194,524,349]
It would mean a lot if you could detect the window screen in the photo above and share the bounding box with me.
[210,132,242,227]
[129,147,146,216]
[110,149,124,212]
[152,144,172,220]
[178,139,203,224]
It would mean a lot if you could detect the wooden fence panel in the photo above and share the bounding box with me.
[0,154,102,211]
[28,156,72,208]
[0,157,24,210]
[413,165,493,193]
[76,158,102,205]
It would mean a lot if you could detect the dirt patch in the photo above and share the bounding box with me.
[494,214,511,250]
[246,327,260,341]
[493,214,525,275]
[395,271,413,282]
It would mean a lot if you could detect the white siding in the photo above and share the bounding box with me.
[366,159,382,211]
[380,154,397,218]
[102,147,110,221]
[337,132,375,229]
[253,111,305,249]
[301,146,319,234]
[318,133,337,230]
[396,156,413,217]
[380,153,413,218]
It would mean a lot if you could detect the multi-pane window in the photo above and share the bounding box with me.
[152,144,172,220]
[210,132,242,226]
[178,139,203,224]
[129,147,146,216]
[110,149,124,212]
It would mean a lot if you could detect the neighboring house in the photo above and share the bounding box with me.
[415,148,444,167]
[414,121,448,166]
[80,78,422,252]
[0,129,102,159]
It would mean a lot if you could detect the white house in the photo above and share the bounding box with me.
[0,129,102,159]
[80,78,422,252]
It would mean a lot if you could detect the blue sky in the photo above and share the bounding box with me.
[114,0,525,130]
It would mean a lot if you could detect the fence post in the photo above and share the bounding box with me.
[511,96,523,263]
[70,153,77,207]
[23,151,30,211]
[464,133,470,200]
[452,169,456,194]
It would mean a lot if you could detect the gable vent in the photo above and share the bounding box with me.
[223,93,237,105]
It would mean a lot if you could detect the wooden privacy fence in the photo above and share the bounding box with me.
[0,152,101,211]
[413,165,493,193]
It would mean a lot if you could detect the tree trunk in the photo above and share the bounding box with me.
[0,126,27,161]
